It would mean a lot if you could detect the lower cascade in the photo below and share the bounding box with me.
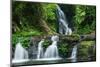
[37,39,44,59]
[44,36,59,58]
[13,42,28,60]
[70,45,77,62]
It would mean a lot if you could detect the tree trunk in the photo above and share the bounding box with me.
[38,19,53,34]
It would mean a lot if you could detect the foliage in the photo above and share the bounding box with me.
[73,5,96,34]
[43,4,57,20]
[12,35,30,48]
[12,2,57,47]
[78,41,95,60]
[74,6,86,24]
[42,4,57,32]
[58,43,71,58]
[43,39,52,49]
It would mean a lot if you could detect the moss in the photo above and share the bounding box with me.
[81,41,94,46]
[58,43,72,58]
[78,41,95,60]
[12,35,30,48]
[12,29,44,48]
[43,39,52,49]
[60,34,80,43]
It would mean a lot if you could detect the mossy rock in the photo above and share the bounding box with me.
[43,39,52,49]
[58,42,72,58]
[78,41,96,60]
[59,34,80,43]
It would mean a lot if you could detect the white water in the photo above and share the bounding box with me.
[70,45,77,62]
[13,42,28,60]
[44,36,59,58]
[57,5,77,62]
[37,39,44,59]
[12,5,78,64]
[57,5,72,35]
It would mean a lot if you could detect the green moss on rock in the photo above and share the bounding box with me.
[78,41,95,60]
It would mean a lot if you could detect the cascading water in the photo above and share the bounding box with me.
[37,39,44,59]
[12,5,78,65]
[56,5,72,35]
[56,5,78,62]
[44,36,59,58]
[70,45,77,62]
[13,42,28,60]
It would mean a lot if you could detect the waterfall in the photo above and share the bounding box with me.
[44,36,59,58]
[57,5,77,62]
[13,42,28,60]
[37,39,44,59]
[70,45,77,62]
[56,5,72,35]
[12,5,78,64]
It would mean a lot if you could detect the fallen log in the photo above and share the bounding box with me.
[30,34,96,42]
[80,34,96,41]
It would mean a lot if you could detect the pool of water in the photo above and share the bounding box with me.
[12,57,95,66]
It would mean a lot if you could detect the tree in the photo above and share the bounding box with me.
[12,2,52,34]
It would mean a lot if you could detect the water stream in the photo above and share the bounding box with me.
[37,39,44,59]
[70,45,77,62]
[56,5,72,35]
[44,36,59,58]
[12,42,29,63]
[12,5,78,64]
